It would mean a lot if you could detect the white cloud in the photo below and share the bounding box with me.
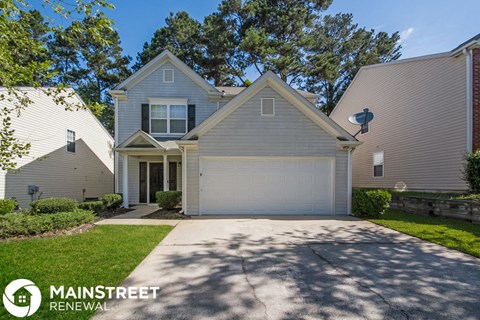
[398,27,415,44]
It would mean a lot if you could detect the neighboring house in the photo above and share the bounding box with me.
[330,34,480,193]
[0,88,114,207]
[110,50,360,216]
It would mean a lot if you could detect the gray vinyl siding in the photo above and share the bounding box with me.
[186,149,199,215]
[0,88,114,208]
[335,150,348,214]
[199,86,337,156]
[330,54,467,192]
[127,156,140,204]
[117,61,222,145]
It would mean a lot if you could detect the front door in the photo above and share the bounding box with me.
[149,163,164,203]
[169,162,177,191]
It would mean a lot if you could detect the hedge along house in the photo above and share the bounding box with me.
[330,34,480,192]
[110,50,361,216]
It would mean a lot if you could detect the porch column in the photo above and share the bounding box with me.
[122,154,129,208]
[163,154,169,191]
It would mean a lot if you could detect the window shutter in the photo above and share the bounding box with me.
[141,104,150,133]
[188,104,196,132]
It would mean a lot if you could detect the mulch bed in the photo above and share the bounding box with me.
[142,209,190,220]
[97,207,134,219]
[0,223,96,242]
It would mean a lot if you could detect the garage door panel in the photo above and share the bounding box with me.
[200,157,333,215]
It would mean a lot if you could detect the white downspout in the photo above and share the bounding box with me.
[464,48,473,153]
[347,147,353,215]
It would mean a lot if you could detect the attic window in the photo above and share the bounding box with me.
[261,98,275,116]
[163,69,174,83]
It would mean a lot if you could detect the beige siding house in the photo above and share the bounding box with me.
[0,88,114,207]
[330,34,480,192]
[110,50,360,215]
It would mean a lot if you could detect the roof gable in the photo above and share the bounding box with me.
[117,130,163,149]
[183,71,358,143]
[114,50,218,94]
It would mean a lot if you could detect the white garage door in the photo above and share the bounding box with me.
[200,157,334,215]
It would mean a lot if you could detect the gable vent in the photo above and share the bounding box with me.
[163,69,174,83]
[261,98,275,116]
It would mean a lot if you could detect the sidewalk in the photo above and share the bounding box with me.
[95,205,181,226]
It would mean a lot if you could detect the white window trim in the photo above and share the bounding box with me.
[66,129,76,153]
[163,69,174,83]
[261,98,275,116]
[150,103,187,136]
[373,151,384,178]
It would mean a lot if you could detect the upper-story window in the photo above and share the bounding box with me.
[150,104,187,134]
[66,129,76,153]
[373,151,384,177]
[163,69,174,83]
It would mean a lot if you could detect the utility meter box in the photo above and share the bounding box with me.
[28,185,39,194]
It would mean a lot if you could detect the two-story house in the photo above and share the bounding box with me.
[0,87,114,207]
[109,51,361,216]
[330,34,480,193]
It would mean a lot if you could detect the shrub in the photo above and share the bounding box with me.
[101,194,123,210]
[463,150,480,193]
[30,197,78,214]
[156,191,182,210]
[0,210,95,238]
[79,201,104,213]
[352,189,391,218]
[0,199,17,215]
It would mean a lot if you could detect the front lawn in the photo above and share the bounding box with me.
[0,225,172,319]
[369,210,480,258]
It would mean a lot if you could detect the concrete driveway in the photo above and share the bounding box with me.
[94,217,480,320]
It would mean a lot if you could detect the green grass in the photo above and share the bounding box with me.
[0,225,173,319]
[390,191,480,201]
[369,210,480,258]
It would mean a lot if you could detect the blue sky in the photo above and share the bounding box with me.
[107,0,478,65]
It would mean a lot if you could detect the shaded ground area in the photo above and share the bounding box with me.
[370,209,480,257]
[94,218,480,320]
[97,207,134,219]
[142,209,190,220]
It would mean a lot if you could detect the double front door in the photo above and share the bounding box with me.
[139,162,177,203]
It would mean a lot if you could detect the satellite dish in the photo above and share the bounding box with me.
[349,108,374,125]
[348,108,375,137]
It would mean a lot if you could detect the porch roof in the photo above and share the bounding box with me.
[115,130,181,155]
